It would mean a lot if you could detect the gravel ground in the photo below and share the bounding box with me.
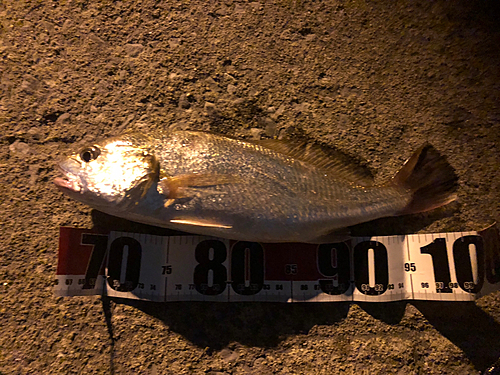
[1,0,500,374]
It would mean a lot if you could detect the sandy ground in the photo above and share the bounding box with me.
[1,0,500,373]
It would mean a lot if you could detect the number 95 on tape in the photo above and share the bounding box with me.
[54,226,500,303]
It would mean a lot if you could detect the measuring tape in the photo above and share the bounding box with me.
[54,225,500,302]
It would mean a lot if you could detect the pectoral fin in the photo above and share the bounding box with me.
[170,218,233,229]
[158,173,240,199]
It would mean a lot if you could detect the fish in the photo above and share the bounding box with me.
[54,130,458,243]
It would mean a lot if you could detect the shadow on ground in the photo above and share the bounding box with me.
[412,301,500,372]
[102,298,500,372]
[91,210,500,371]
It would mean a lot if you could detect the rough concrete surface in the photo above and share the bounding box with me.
[1,0,500,374]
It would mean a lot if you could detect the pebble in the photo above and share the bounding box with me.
[29,165,39,185]
[250,127,263,140]
[271,104,286,120]
[19,75,39,94]
[9,141,31,156]
[123,43,144,57]
[233,4,246,15]
[262,117,277,137]
[293,102,310,113]
[121,114,135,128]
[204,101,216,115]
[227,84,237,95]
[304,34,317,42]
[168,38,181,48]
[205,77,219,90]
[27,127,44,140]
[219,348,239,363]
[178,94,191,109]
[61,19,73,33]
[224,73,237,82]
[56,113,71,124]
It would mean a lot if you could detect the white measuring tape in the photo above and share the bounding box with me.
[54,225,500,302]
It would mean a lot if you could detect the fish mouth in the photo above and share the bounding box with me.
[54,159,82,193]
[54,176,81,192]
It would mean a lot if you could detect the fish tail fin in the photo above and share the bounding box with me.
[392,144,458,215]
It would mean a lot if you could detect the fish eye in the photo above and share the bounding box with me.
[80,146,100,163]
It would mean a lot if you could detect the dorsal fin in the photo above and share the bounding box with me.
[250,138,374,186]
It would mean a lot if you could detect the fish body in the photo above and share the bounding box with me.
[54,131,458,243]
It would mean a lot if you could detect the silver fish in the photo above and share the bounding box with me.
[54,130,458,243]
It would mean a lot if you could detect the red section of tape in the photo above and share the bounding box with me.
[56,227,107,275]
[263,242,323,281]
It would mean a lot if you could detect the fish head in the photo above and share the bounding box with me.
[54,137,159,210]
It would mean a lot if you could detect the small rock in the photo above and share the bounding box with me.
[304,34,317,42]
[27,127,44,140]
[280,29,294,40]
[227,84,237,95]
[19,75,39,94]
[205,77,219,89]
[251,2,262,11]
[56,113,71,124]
[262,117,277,137]
[134,121,150,132]
[271,104,286,120]
[224,73,237,82]
[121,114,135,128]
[118,70,128,80]
[123,43,144,57]
[93,113,105,124]
[178,94,191,109]
[29,165,39,185]
[61,19,73,33]
[215,4,229,16]
[277,128,287,140]
[9,141,31,156]
[250,127,263,140]
[231,98,245,106]
[168,38,181,48]
[233,4,246,15]
[204,101,216,115]
[219,348,239,363]
[293,102,310,113]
